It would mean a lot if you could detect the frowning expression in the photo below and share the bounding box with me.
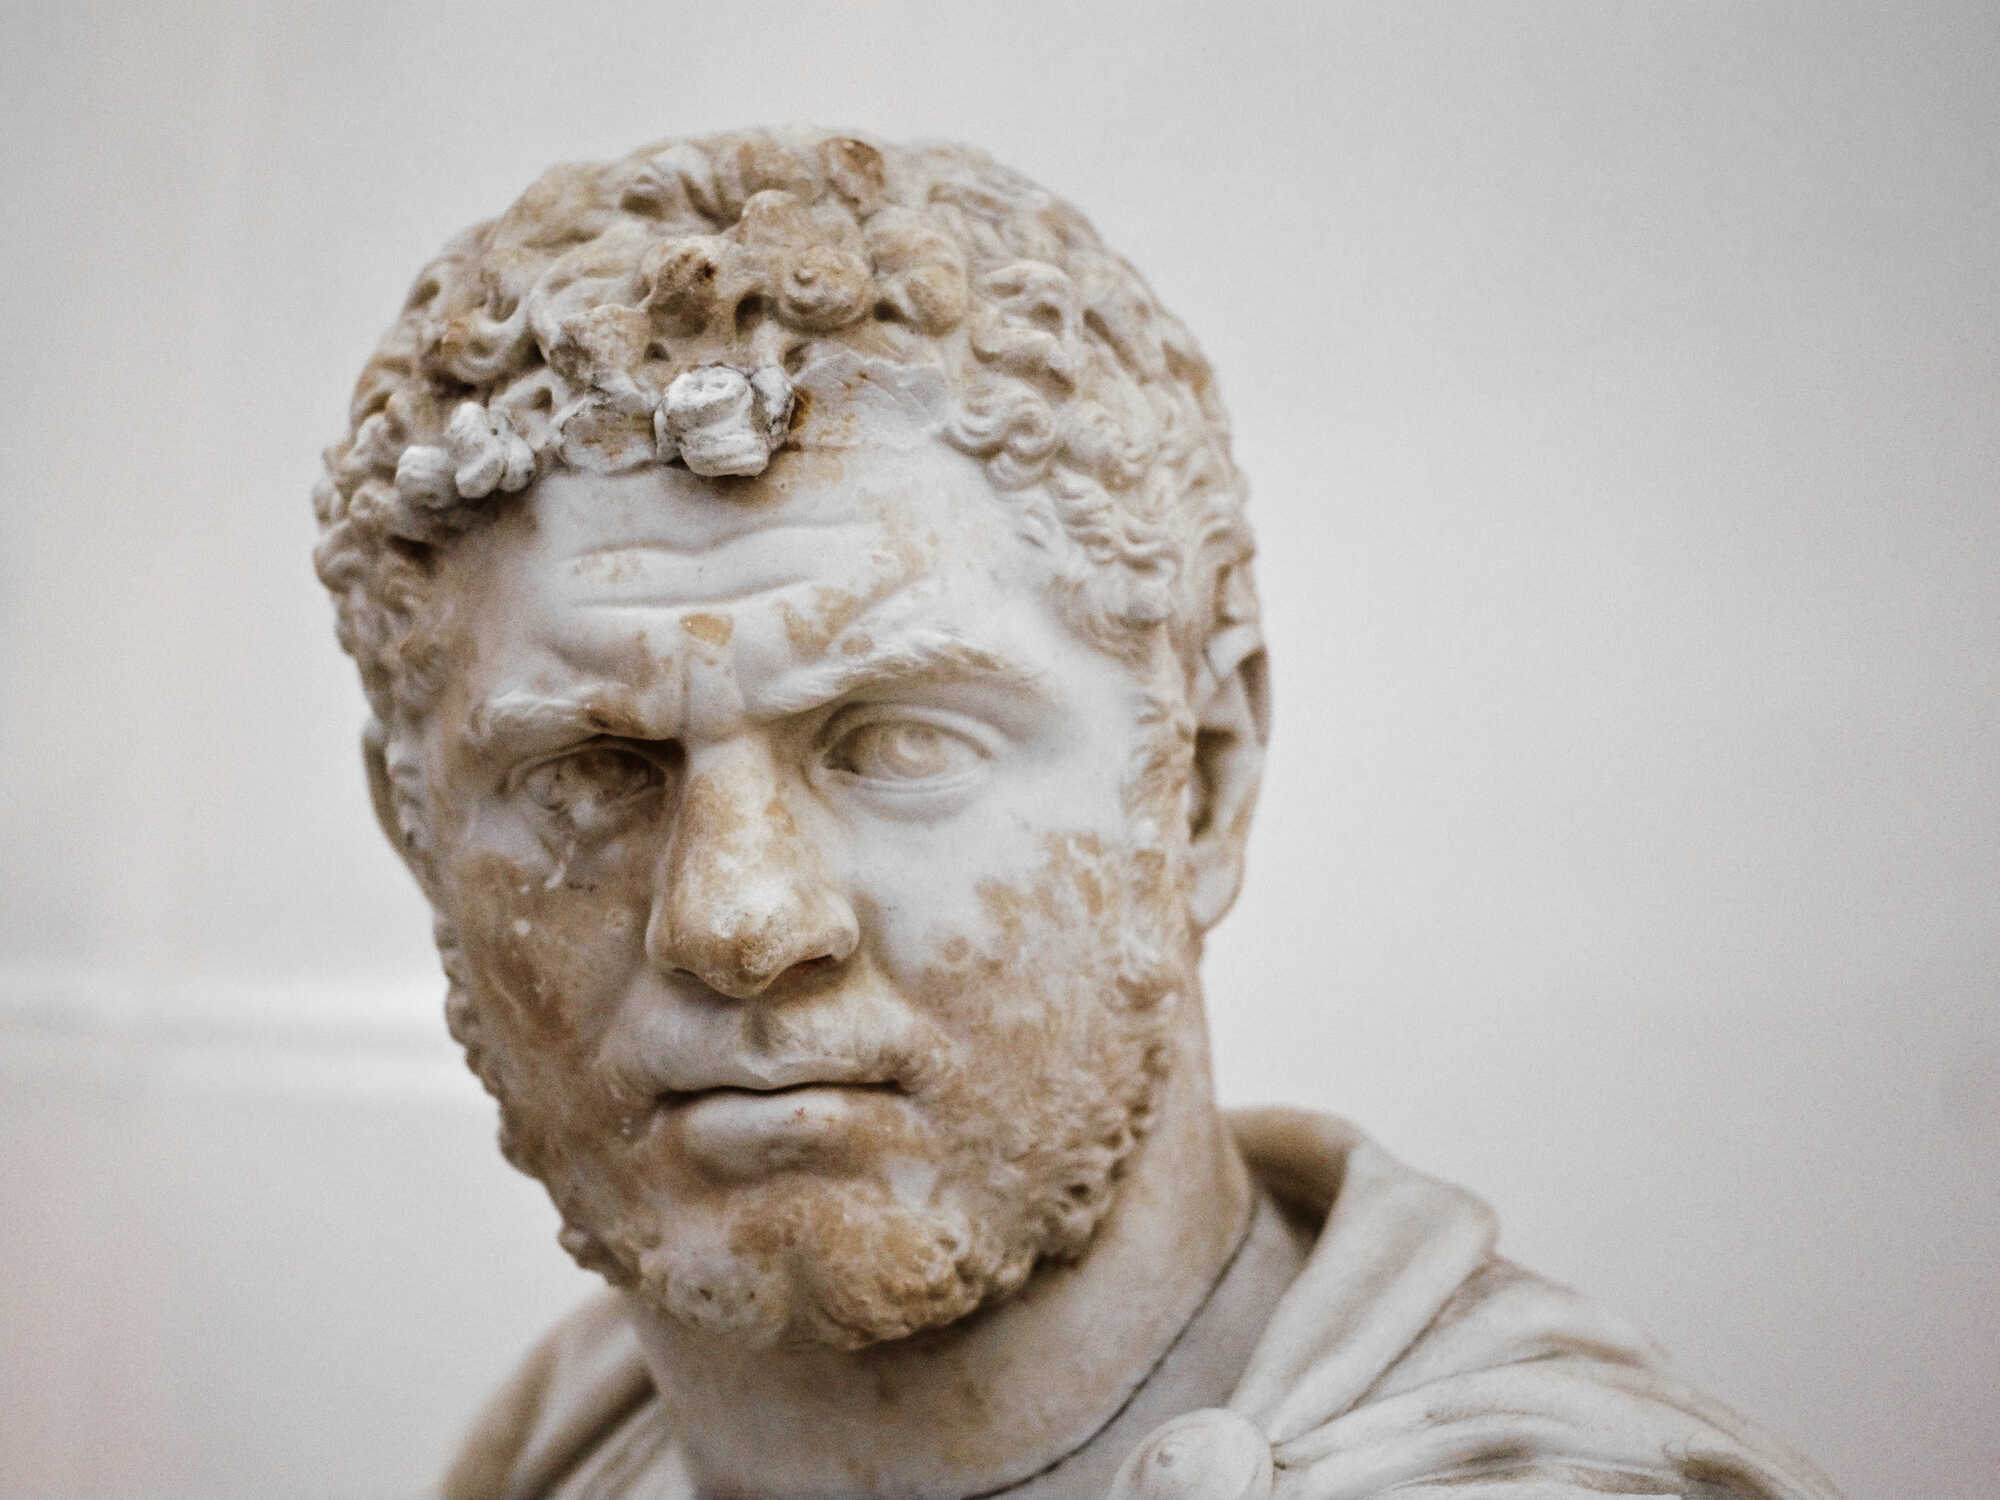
[411,407,1197,1347]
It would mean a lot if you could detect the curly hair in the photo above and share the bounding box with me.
[311,126,1256,727]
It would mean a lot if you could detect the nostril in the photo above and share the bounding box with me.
[664,953,839,1002]
[667,965,750,1003]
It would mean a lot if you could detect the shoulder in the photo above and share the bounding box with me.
[438,1290,681,1500]
[1164,1107,1849,1500]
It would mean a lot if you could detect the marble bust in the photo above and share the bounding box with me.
[312,127,1842,1499]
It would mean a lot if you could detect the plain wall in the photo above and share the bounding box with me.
[3,3,1995,1496]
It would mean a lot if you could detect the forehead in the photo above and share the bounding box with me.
[434,424,1073,742]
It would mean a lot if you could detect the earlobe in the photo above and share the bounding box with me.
[1186,632,1268,933]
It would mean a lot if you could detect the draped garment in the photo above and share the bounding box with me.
[440,1109,1844,1500]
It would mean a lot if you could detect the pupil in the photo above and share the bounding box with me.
[890,726,937,774]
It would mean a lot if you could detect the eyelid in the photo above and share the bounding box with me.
[503,737,674,798]
[819,703,1001,755]
[500,738,588,797]
[816,705,998,790]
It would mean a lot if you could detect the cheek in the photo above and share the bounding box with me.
[872,828,1144,1031]
[443,841,654,1050]
[846,747,1135,982]
[845,808,1032,990]
[889,832,1174,1176]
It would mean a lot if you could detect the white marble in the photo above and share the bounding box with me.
[312,126,1845,1500]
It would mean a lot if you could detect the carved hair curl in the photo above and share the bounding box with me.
[311,127,1255,723]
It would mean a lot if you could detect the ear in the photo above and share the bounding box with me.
[1185,620,1269,932]
[361,717,408,859]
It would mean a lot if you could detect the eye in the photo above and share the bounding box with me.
[517,743,666,834]
[825,717,985,786]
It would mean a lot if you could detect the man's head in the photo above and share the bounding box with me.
[313,128,1267,1349]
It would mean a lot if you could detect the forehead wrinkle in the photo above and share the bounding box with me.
[754,631,1049,719]
[558,521,874,608]
[561,518,861,566]
[573,583,808,611]
[563,563,813,611]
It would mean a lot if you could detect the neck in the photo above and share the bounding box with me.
[627,1028,1252,1499]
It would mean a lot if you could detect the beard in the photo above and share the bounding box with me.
[444,816,1195,1352]
[620,995,1170,1351]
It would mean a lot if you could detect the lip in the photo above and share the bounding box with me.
[671,1081,907,1180]
[654,1055,903,1099]
[658,1078,904,1108]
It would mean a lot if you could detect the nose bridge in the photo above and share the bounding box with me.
[648,736,856,997]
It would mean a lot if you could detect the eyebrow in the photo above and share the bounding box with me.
[463,692,655,756]
[755,631,1049,716]
[464,632,1049,755]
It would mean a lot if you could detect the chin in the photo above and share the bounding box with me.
[629,1179,1029,1350]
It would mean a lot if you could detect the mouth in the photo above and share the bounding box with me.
[652,1048,911,1101]
[657,1078,905,1109]
[666,1079,911,1179]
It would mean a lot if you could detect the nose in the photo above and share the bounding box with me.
[645,738,859,999]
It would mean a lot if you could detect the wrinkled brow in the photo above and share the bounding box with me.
[463,693,653,755]
[465,633,1048,755]
[754,632,1048,717]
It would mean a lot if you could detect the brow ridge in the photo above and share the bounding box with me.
[466,632,1045,755]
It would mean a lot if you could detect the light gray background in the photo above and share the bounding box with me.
[3,4,1994,1496]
